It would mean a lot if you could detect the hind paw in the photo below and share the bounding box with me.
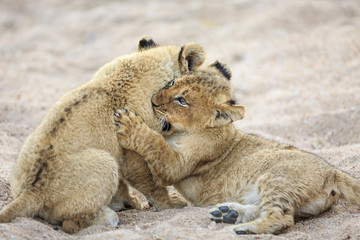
[209,202,260,224]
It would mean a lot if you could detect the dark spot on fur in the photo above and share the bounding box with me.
[285,145,296,150]
[82,94,88,99]
[192,86,200,92]
[139,38,157,50]
[182,90,189,95]
[213,61,231,80]
[36,158,42,164]
[32,164,44,186]
[229,99,236,105]
[59,117,65,123]
[178,46,184,63]
[331,190,336,196]
[64,107,71,112]
[48,145,54,150]
[73,100,80,106]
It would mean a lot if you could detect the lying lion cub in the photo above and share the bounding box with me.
[0,37,205,233]
[114,62,360,235]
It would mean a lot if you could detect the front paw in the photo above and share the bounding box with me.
[114,108,143,149]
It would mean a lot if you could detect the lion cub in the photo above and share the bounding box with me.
[114,62,360,234]
[0,37,206,233]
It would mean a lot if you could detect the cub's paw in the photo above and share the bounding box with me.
[209,202,260,225]
[109,193,143,211]
[226,223,257,235]
[114,108,144,148]
[169,192,188,209]
[93,206,119,227]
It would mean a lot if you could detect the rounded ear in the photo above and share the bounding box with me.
[138,35,158,51]
[212,105,245,127]
[211,61,232,80]
[179,42,206,74]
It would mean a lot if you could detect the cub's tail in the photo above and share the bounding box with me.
[0,189,42,223]
[336,169,360,206]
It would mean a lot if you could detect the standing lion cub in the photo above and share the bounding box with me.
[114,62,360,234]
[0,37,206,233]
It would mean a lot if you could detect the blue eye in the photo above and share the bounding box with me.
[175,97,188,106]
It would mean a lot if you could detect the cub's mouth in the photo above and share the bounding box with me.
[161,119,172,132]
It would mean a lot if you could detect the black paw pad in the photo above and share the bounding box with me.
[211,210,222,218]
[223,210,239,224]
[219,206,229,213]
[211,218,223,223]
[235,230,247,235]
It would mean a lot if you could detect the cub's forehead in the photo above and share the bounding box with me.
[175,71,232,92]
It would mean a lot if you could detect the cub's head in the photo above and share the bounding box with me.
[137,35,206,75]
[152,61,245,134]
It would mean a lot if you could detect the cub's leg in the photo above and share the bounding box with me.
[119,149,187,211]
[209,202,260,224]
[46,148,119,233]
[109,178,143,211]
[223,173,296,235]
[113,109,187,211]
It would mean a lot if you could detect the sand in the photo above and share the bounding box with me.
[1,0,360,239]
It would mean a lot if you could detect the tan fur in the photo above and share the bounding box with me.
[0,37,206,233]
[114,62,360,235]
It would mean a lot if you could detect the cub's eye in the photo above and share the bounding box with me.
[175,97,188,106]
[164,79,175,90]
[169,80,175,87]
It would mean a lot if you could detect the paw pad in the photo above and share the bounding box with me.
[210,206,239,224]
[235,230,247,235]
[219,206,229,213]
[223,210,238,224]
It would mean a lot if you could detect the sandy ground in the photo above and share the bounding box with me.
[1,0,360,239]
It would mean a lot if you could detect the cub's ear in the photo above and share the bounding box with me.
[210,61,232,80]
[179,42,206,74]
[212,104,245,127]
[138,35,158,51]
